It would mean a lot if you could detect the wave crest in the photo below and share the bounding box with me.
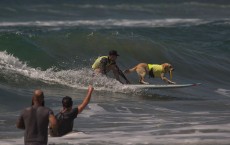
[0,18,211,28]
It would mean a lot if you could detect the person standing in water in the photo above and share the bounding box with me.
[49,85,94,137]
[16,90,57,145]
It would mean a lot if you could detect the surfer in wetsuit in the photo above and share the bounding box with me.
[92,50,130,84]
[49,85,94,137]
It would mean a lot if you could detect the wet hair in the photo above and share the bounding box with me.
[62,96,73,108]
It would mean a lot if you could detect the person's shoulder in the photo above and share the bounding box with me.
[70,107,79,115]
[19,106,33,115]
[73,107,78,112]
[38,106,50,109]
[24,106,32,111]
[39,106,54,114]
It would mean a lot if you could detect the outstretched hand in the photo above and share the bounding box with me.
[78,85,94,114]
[88,85,94,93]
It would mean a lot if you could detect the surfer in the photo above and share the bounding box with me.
[124,63,176,84]
[92,50,130,84]
[16,89,57,145]
[49,85,94,137]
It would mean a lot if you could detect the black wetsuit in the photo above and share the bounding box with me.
[50,108,78,137]
[100,57,116,74]
[100,57,129,82]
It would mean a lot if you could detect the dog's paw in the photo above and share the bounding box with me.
[171,81,176,84]
[140,81,149,85]
[168,81,176,84]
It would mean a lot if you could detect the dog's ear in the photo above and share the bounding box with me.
[167,63,174,71]
[162,63,169,68]
[168,63,172,68]
[162,63,173,72]
[165,63,173,68]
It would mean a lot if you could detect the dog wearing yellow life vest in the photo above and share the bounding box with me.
[124,63,175,84]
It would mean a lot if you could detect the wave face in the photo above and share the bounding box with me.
[0,22,229,89]
[0,1,230,145]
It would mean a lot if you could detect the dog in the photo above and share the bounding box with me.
[124,63,175,84]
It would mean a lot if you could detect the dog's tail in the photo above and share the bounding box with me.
[123,66,137,74]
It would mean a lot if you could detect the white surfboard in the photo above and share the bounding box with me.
[124,83,201,89]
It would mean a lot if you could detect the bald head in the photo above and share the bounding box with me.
[32,89,44,106]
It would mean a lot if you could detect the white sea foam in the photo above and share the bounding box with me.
[0,18,211,28]
[80,103,108,118]
[215,88,230,97]
[0,51,134,93]
[0,120,6,124]
[1,96,230,145]
[49,123,230,144]
[1,126,230,145]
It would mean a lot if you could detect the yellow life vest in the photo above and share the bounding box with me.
[148,64,164,77]
[92,56,112,69]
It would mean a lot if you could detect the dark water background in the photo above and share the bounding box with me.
[0,0,230,144]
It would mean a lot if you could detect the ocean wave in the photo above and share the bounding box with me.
[184,2,230,8]
[215,88,230,97]
[1,123,230,145]
[0,51,136,93]
[0,18,212,28]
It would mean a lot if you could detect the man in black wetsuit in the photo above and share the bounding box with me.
[92,50,130,84]
[49,85,94,137]
[16,90,57,145]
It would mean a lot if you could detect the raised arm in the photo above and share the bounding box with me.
[77,85,94,113]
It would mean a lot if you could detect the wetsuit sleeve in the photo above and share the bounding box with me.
[100,58,108,74]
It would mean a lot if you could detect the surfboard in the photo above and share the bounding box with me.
[123,83,201,89]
